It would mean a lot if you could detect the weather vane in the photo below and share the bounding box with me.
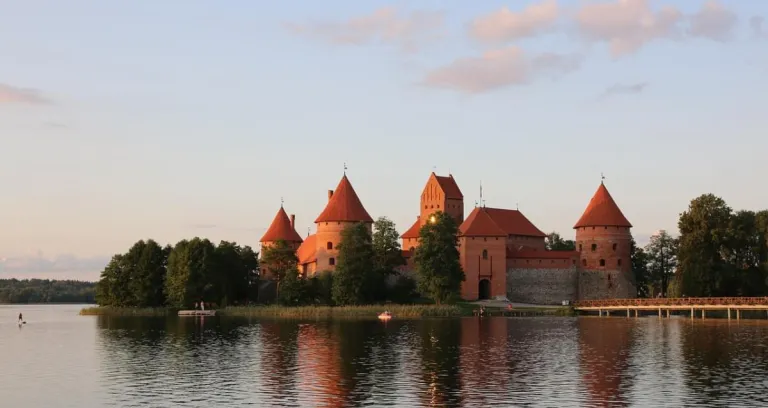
[343,162,347,175]
[516,202,519,210]
[280,196,284,207]
[601,172,606,184]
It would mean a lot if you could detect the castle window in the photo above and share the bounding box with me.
[618,259,622,266]
[612,243,617,251]
[591,244,597,251]
[329,257,335,266]
[605,226,608,230]
[327,242,333,250]
[437,205,440,209]
[592,227,595,230]
[579,244,583,252]
[572,259,576,265]
[484,237,487,242]
[425,205,428,209]
[526,260,530,264]
[538,260,542,264]
[599,259,605,267]
[430,205,434,209]
[482,249,488,260]
[582,259,587,267]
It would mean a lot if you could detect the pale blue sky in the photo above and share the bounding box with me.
[1,0,766,279]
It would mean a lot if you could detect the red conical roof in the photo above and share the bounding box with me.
[260,206,303,243]
[315,175,373,223]
[574,182,632,228]
[459,207,507,237]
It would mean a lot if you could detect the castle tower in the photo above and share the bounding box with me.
[420,172,464,226]
[401,173,464,252]
[314,174,373,271]
[458,207,507,300]
[260,205,303,251]
[574,180,635,299]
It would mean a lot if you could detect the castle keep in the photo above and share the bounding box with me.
[260,172,636,304]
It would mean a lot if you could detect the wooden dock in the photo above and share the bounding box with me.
[178,310,216,317]
[574,297,768,319]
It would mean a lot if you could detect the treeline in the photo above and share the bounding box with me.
[266,214,465,306]
[96,239,259,308]
[632,194,768,298]
[0,279,96,304]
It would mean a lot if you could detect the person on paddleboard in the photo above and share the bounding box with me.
[18,313,23,323]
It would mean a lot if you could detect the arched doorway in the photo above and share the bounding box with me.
[478,279,491,300]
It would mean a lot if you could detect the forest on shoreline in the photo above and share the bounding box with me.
[0,279,96,304]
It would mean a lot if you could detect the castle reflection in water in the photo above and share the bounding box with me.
[96,316,768,407]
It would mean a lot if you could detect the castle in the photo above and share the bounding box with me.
[260,172,636,304]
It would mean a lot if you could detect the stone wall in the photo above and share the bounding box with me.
[506,267,579,305]
[578,269,636,300]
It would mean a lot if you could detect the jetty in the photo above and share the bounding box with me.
[178,310,216,317]
[574,297,768,319]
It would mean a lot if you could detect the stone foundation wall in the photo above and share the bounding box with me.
[578,269,636,300]
[506,267,579,305]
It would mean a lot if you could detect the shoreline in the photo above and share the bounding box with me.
[79,304,575,318]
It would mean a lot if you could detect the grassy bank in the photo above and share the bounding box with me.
[219,304,464,319]
[79,304,574,318]
[79,306,175,316]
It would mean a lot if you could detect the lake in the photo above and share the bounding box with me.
[2,305,768,407]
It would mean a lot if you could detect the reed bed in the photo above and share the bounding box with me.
[79,306,174,316]
[219,304,465,319]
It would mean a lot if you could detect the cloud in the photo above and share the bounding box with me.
[0,252,110,280]
[422,46,582,94]
[0,83,52,105]
[688,1,738,41]
[469,0,559,43]
[599,82,648,99]
[286,7,444,52]
[750,16,765,38]
[575,0,683,57]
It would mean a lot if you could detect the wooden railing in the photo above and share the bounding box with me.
[574,297,768,308]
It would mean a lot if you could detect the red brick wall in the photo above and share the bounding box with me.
[575,226,632,274]
[460,236,507,300]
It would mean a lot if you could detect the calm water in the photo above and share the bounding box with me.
[2,305,768,407]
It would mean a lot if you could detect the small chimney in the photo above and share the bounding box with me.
[328,190,334,201]
[290,214,296,229]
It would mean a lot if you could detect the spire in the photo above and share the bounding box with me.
[280,196,284,208]
[601,172,605,185]
[343,162,347,175]
[261,206,303,243]
[315,174,373,223]
[574,182,632,229]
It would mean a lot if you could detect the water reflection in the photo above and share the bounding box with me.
[87,315,768,407]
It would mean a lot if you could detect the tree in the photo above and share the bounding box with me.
[278,268,307,306]
[332,222,376,305]
[630,237,651,298]
[96,254,131,306]
[371,217,406,302]
[676,194,734,297]
[644,230,678,297]
[260,239,299,302]
[126,240,170,307]
[164,238,218,308]
[545,232,576,251]
[215,241,259,306]
[413,211,464,304]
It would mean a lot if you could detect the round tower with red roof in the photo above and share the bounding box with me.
[574,180,636,299]
[260,204,303,279]
[314,174,373,272]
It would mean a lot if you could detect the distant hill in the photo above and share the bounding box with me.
[0,279,96,304]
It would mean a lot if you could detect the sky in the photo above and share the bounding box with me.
[1,0,766,280]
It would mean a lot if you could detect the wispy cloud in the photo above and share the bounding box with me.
[688,0,738,41]
[0,83,52,105]
[286,7,444,52]
[598,82,649,99]
[422,46,581,94]
[0,252,109,280]
[575,0,683,57]
[469,0,559,44]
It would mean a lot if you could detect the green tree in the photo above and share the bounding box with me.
[260,239,299,302]
[164,238,218,308]
[215,241,259,306]
[644,230,678,297]
[126,240,170,307]
[371,217,406,302]
[630,237,651,298]
[311,270,334,306]
[96,254,131,306]
[676,194,733,297]
[413,211,464,304]
[545,232,576,251]
[333,222,375,305]
[278,268,306,305]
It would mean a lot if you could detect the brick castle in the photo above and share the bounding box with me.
[259,172,636,304]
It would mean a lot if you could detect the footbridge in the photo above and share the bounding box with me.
[574,297,768,319]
